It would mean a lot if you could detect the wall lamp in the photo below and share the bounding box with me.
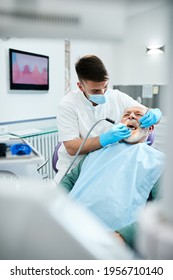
[146,45,165,55]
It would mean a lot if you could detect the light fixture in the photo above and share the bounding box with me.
[146,45,165,55]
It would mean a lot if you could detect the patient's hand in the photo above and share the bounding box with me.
[112,231,126,245]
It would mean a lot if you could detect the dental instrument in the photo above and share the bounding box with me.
[140,107,162,128]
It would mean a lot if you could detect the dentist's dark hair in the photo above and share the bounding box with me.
[75,55,109,82]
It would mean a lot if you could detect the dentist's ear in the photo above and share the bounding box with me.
[77,82,84,92]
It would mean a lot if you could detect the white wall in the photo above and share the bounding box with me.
[70,40,117,89]
[69,4,169,88]
[0,3,170,129]
[113,5,170,85]
[0,38,65,124]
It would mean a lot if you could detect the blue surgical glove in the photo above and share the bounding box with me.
[99,123,131,147]
[139,108,162,128]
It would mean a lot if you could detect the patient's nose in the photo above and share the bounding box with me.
[129,112,136,119]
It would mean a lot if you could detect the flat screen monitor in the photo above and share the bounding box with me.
[9,48,49,91]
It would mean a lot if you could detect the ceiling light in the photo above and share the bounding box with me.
[146,45,165,55]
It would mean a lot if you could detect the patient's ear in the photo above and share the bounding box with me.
[147,125,155,146]
[148,125,154,133]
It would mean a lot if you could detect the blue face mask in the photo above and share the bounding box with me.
[88,89,110,104]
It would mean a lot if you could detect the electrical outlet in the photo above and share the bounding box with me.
[0,125,8,135]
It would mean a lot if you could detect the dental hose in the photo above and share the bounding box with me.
[62,117,116,178]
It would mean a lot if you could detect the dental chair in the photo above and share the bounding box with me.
[52,130,155,173]
[52,142,62,173]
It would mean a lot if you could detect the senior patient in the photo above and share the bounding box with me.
[60,106,165,248]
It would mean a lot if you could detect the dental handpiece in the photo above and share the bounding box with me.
[105,118,120,125]
[105,117,116,124]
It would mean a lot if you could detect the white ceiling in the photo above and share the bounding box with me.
[0,0,169,40]
[126,0,168,17]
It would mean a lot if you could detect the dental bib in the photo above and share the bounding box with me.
[69,142,165,231]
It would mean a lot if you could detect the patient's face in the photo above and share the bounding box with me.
[121,106,149,144]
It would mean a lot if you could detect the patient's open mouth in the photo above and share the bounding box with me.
[127,124,139,130]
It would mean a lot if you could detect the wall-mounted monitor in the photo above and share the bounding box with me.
[9,48,49,91]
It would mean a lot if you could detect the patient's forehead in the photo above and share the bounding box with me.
[123,106,146,115]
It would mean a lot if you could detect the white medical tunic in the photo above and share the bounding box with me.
[55,89,143,183]
[69,143,165,231]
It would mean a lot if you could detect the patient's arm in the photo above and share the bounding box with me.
[112,231,126,245]
[59,156,87,192]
